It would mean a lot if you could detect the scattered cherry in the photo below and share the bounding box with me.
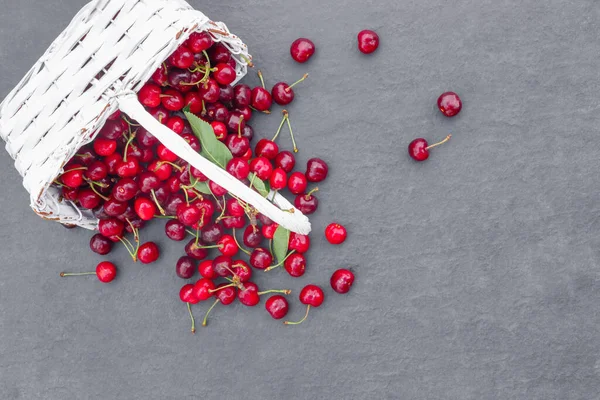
[357,30,380,54]
[284,284,324,325]
[305,158,328,182]
[265,295,289,319]
[325,223,347,245]
[176,256,197,279]
[290,38,315,63]
[408,134,451,162]
[138,242,160,264]
[437,92,462,117]
[330,269,355,294]
[60,261,117,283]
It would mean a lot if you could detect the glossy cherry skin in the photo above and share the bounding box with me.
[136,171,161,194]
[180,284,200,304]
[198,260,216,279]
[217,234,238,257]
[226,111,246,133]
[212,63,236,85]
[226,157,250,180]
[305,158,328,182]
[250,248,273,270]
[225,134,250,157]
[177,203,201,227]
[243,225,263,248]
[261,223,278,240]
[165,220,187,241]
[112,178,138,202]
[96,261,117,283]
[274,151,295,173]
[265,295,289,319]
[98,218,124,238]
[437,92,462,117]
[290,38,315,63]
[269,168,287,191]
[255,139,279,160]
[209,43,231,64]
[251,87,272,112]
[271,82,294,105]
[99,119,126,140]
[62,186,79,202]
[60,164,85,188]
[168,45,194,69]
[330,269,355,294]
[134,197,157,221]
[138,83,161,107]
[215,284,237,305]
[187,31,213,53]
[249,157,273,180]
[287,172,308,195]
[219,84,234,103]
[233,84,252,108]
[201,222,224,244]
[161,88,184,111]
[176,256,196,279]
[192,278,216,301]
[78,189,101,209]
[299,285,324,307]
[238,282,260,306]
[288,232,310,253]
[241,124,254,141]
[295,193,318,215]
[284,253,306,277]
[232,260,252,282]
[168,69,193,93]
[138,242,160,264]
[152,65,169,87]
[185,239,209,260]
[212,255,233,277]
[357,30,380,54]
[226,198,245,217]
[222,215,246,229]
[200,79,221,103]
[325,223,347,245]
[93,139,117,156]
[90,234,113,255]
[408,138,429,161]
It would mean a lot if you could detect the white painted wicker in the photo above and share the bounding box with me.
[0,0,311,234]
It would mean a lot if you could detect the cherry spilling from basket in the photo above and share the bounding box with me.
[54,35,354,331]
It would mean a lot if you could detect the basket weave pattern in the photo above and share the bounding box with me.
[0,0,311,234]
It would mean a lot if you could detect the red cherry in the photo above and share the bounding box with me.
[255,139,279,160]
[165,220,187,241]
[200,79,221,103]
[222,215,246,229]
[116,157,140,178]
[288,172,308,195]
[249,248,273,270]
[93,139,117,156]
[180,283,199,304]
[192,278,216,301]
[77,189,101,210]
[198,260,216,279]
[226,111,246,133]
[157,144,178,162]
[305,158,328,182]
[288,232,310,253]
[243,225,263,248]
[237,282,260,306]
[138,83,161,107]
[212,63,236,85]
[187,31,213,53]
[232,260,252,282]
[60,164,85,188]
[99,119,126,140]
[138,242,160,264]
[226,157,250,180]
[325,223,347,245]
[134,197,157,221]
[208,180,228,196]
[168,45,195,69]
[177,203,201,227]
[161,89,185,111]
[265,295,289,319]
[84,161,108,181]
[225,134,250,157]
[290,38,315,63]
[233,84,252,108]
[262,223,278,240]
[408,135,451,162]
[90,234,113,255]
[251,87,272,111]
[437,92,462,117]
[357,30,380,54]
[249,157,273,180]
[271,73,308,106]
[226,198,245,217]
[295,188,319,215]
[211,121,228,141]
[212,255,233,277]
[274,151,295,173]
[269,168,287,191]
[104,153,123,175]
[331,269,355,294]
[152,64,169,87]
[209,43,232,64]
[62,186,79,202]
[148,105,170,124]
[284,253,306,277]
[217,234,238,257]
[215,284,237,305]
[60,261,117,283]
[284,285,324,325]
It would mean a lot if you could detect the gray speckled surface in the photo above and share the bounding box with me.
[2,0,600,399]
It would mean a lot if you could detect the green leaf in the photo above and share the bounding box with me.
[184,111,233,169]
[272,225,291,264]
[193,180,212,195]
[248,173,270,198]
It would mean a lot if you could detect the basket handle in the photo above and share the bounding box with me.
[117,92,311,235]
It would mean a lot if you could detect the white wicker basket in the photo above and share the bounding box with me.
[0,0,311,235]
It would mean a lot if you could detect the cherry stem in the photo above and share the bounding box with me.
[87,182,110,201]
[264,250,296,272]
[151,190,166,215]
[272,112,288,141]
[284,110,298,153]
[239,54,254,67]
[284,305,310,325]
[123,129,136,162]
[257,70,266,89]
[237,115,245,138]
[209,283,235,293]
[258,289,291,296]
[232,228,251,255]
[125,218,140,243]
[154,215,177,219]
[157,161,183,172]
[425,134,452,150]
[60,272,96,277]
[305,187,318,200]
[62,166,88,174]
[269,239,273,255]
[122,116,139,126]
[119,236,138,262]
[249,174,256,191]
[285,73,309,92]
[249,105,271,114]
[202,299,220,327]
[187,302,196,334]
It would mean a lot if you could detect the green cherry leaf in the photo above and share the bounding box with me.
[193,180,212,195]
[184,111,233,169]
[272,225,291,264]
[248,173,270,198]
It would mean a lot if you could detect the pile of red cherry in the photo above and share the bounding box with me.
[56,31,367,331]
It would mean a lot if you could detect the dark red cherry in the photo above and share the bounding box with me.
[284,253,306,277]
[274,151,295,173]
[305,158,328,182]
[255,139,278,160]
[330,269,355,294]
[265,295,289,319]
[249,247,272,270]
[176,256,197,279]
[251,87,272,112]
[90,233,113,255]
[437,92,462,117]
[165,219,187,241]
[187,31,213,53]
[290,38,315,63]
[233,84,252,108]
